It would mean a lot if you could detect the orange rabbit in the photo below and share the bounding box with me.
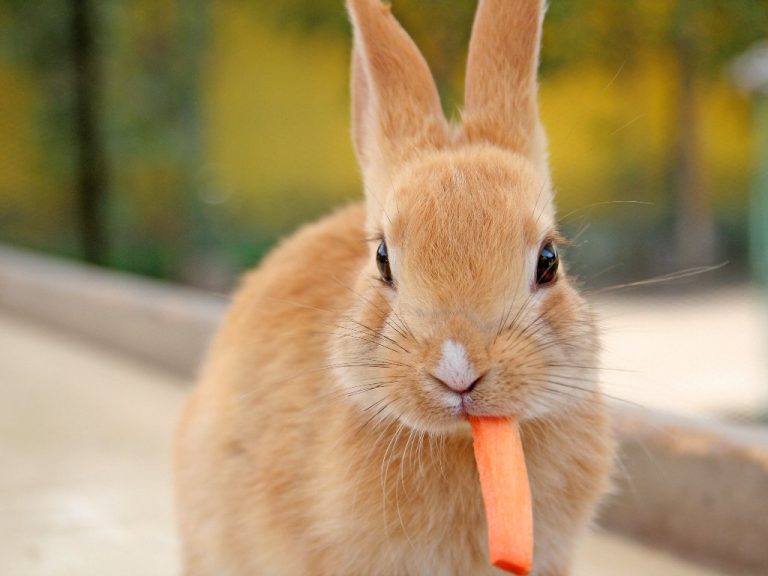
[174,1,615,574]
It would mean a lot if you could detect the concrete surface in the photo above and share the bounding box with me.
[598,286,768,421]
[599,409,768,575]
[0,311,725,576]
[0,311,183,576]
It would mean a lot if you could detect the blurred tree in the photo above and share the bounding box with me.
[549,0,767,267]
[665,1,766,267]
[100,0,211,283]
[71,0,108,264]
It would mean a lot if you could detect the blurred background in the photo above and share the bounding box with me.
[2,2,768,575]
[1,0,767,290]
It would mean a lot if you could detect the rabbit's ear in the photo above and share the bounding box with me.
[350,45,372,167]
[348,0,448,177]
[462,0,545,159]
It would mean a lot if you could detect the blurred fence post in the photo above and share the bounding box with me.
[72,0,108,265]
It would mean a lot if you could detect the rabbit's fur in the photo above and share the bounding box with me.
[175,1,615,574]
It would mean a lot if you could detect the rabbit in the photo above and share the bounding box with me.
[174,0,616,575]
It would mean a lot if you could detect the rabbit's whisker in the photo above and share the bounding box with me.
[321,329,407,355]
[333,315,411,351]
[534,377,644,409]
[237,359,411,401]
[586,262,728,295]
[380,421,405,528]
[394,427,419,552]
[265,295,410,349]
[317,378,395,402]
[558,200,653,224]
[330,275,417,343]
[542,362,638,374]
[360,399,396,432]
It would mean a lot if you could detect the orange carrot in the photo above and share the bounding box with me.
[469,416,533,575]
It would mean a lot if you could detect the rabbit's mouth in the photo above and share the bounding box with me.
[442,383,538,425]
[395,360,602,435]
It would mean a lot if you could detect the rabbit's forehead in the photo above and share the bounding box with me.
[381,151,555,305]
[386,152,553,254]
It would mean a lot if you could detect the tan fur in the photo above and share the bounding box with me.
[462,0,551,181]
[175,1,615,574]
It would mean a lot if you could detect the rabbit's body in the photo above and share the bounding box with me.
[176,1,615,574]
[176,203,612,576]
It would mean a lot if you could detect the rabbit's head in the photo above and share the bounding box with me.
[333,0,598,434]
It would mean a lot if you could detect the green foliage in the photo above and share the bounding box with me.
[1,0,73,72]
[0,0,76,176]
[100,0,210,279]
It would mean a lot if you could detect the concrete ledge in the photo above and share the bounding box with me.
[600,409,768,575]
[1,243,767,574]
[0,245,227,376]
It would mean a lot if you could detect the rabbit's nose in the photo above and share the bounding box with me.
[430,339,483,393]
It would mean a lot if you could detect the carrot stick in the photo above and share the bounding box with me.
[469,416,533,575]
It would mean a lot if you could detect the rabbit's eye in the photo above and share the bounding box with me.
[376,241,393,284]
[536,242,559,286]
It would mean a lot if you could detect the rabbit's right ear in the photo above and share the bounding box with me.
[462,0,546,161]
[348,0,448,186]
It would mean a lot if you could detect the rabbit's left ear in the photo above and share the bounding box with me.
[462,0,546,162]
[348,0,449,181]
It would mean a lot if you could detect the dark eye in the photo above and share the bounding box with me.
[376,241,393,284]
[536,241,559,286]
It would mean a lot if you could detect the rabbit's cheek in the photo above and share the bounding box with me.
[540,283,583,332]
[479,302,596,419]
